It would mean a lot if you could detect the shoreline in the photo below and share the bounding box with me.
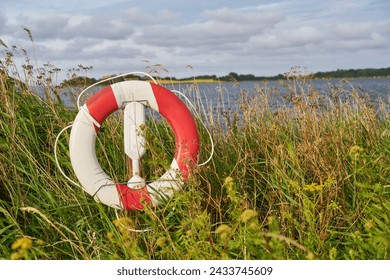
[158,76,390,85]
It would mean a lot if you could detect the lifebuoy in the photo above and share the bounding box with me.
[69,81,199,210]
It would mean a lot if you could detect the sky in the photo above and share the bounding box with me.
[0,0,389,81]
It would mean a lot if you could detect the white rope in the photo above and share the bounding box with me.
[171,89,215,166]
[54,124,80,187]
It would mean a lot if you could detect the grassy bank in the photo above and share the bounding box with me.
[0,55,389,259]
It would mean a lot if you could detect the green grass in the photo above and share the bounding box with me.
[0,46,389,260]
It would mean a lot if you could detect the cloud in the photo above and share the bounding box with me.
[323,20,390,52]
[67,15,135,40]
[32,38,144,63]
[248,18,390,54]
[1,1,389,80]
[0,12,7,33]
[8,14,135,41]
[17,16,69,40]
[202,6,283,25]
[135,7,284,50]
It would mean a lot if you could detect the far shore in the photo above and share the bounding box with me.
[157,76,390,85]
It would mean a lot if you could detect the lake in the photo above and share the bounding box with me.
[162,77,390,115]
[61,77,389,115]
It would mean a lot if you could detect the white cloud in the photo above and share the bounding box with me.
[16,16,69,40]
[135,7,284,50]
[68,15,135,40]
[0,0,389,80]
[7,13,135,41]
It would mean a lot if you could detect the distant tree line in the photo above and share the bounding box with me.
[60,76,98,87]
[61,67,390,86]
[170,67,390,82]
[217,72,284,81]
[313,67,390,79]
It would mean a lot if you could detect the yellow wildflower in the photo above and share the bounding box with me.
[215,224,231,242]
[223,176,234,186]
[288,180,299,188]
[215,224,231,234]
[239,209,258,223]
[10,237,33,260]
[304,183,324,192]
[36,239,45,246]
[288,180,299,189]
[364,220,374,231]
[11,237,32,251]
[249,221,259,230]
[328,200,341,211]
[349,145,364,157]
[10,252,21,260]
[325,177,337,187]
[113,217,132,236]
[329,247,338,260]
[156,237,167,248]
[223,176,239,202]
[106,231,115,240]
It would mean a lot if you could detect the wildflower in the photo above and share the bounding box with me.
[352,231,362,241]
[223,176,234,186]
[288,180,300,193]
[288,180,299,189]
[304,183,324,192]
[349,145,364,158]
[11,237,32,251]
[113,217,132,236]
[215,224,231,242]
[329,247,338,260]
[267,216,274,225]
[248,221,259,230]
[156,237,167,248]
[328,201,340,211]
[223,176,239,202]
[239,209,258,223]
[10,237,33,260]
[215,224,231,234]
[324,177,337,188]
[10,252,21,260]
[36,239,45,246]
[106,231,115,240]
[288,180,299,188]
[307,252,315,260]
[364,220,374,232]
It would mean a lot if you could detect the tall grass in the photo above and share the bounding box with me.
[0,44,389,260]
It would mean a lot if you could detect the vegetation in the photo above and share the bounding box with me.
[151,67,390,83]
[0,43,389,260]
[218,67,390,81]
[60,67,390,86]
[313,67,390,79]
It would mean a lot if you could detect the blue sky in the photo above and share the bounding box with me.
[1,0,389,80]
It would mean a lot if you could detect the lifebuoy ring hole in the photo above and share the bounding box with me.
[93,109,177,188]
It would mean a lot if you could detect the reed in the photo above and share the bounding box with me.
[0,42,389,260]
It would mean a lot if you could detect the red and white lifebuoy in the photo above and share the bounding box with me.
[69,81,199,210]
